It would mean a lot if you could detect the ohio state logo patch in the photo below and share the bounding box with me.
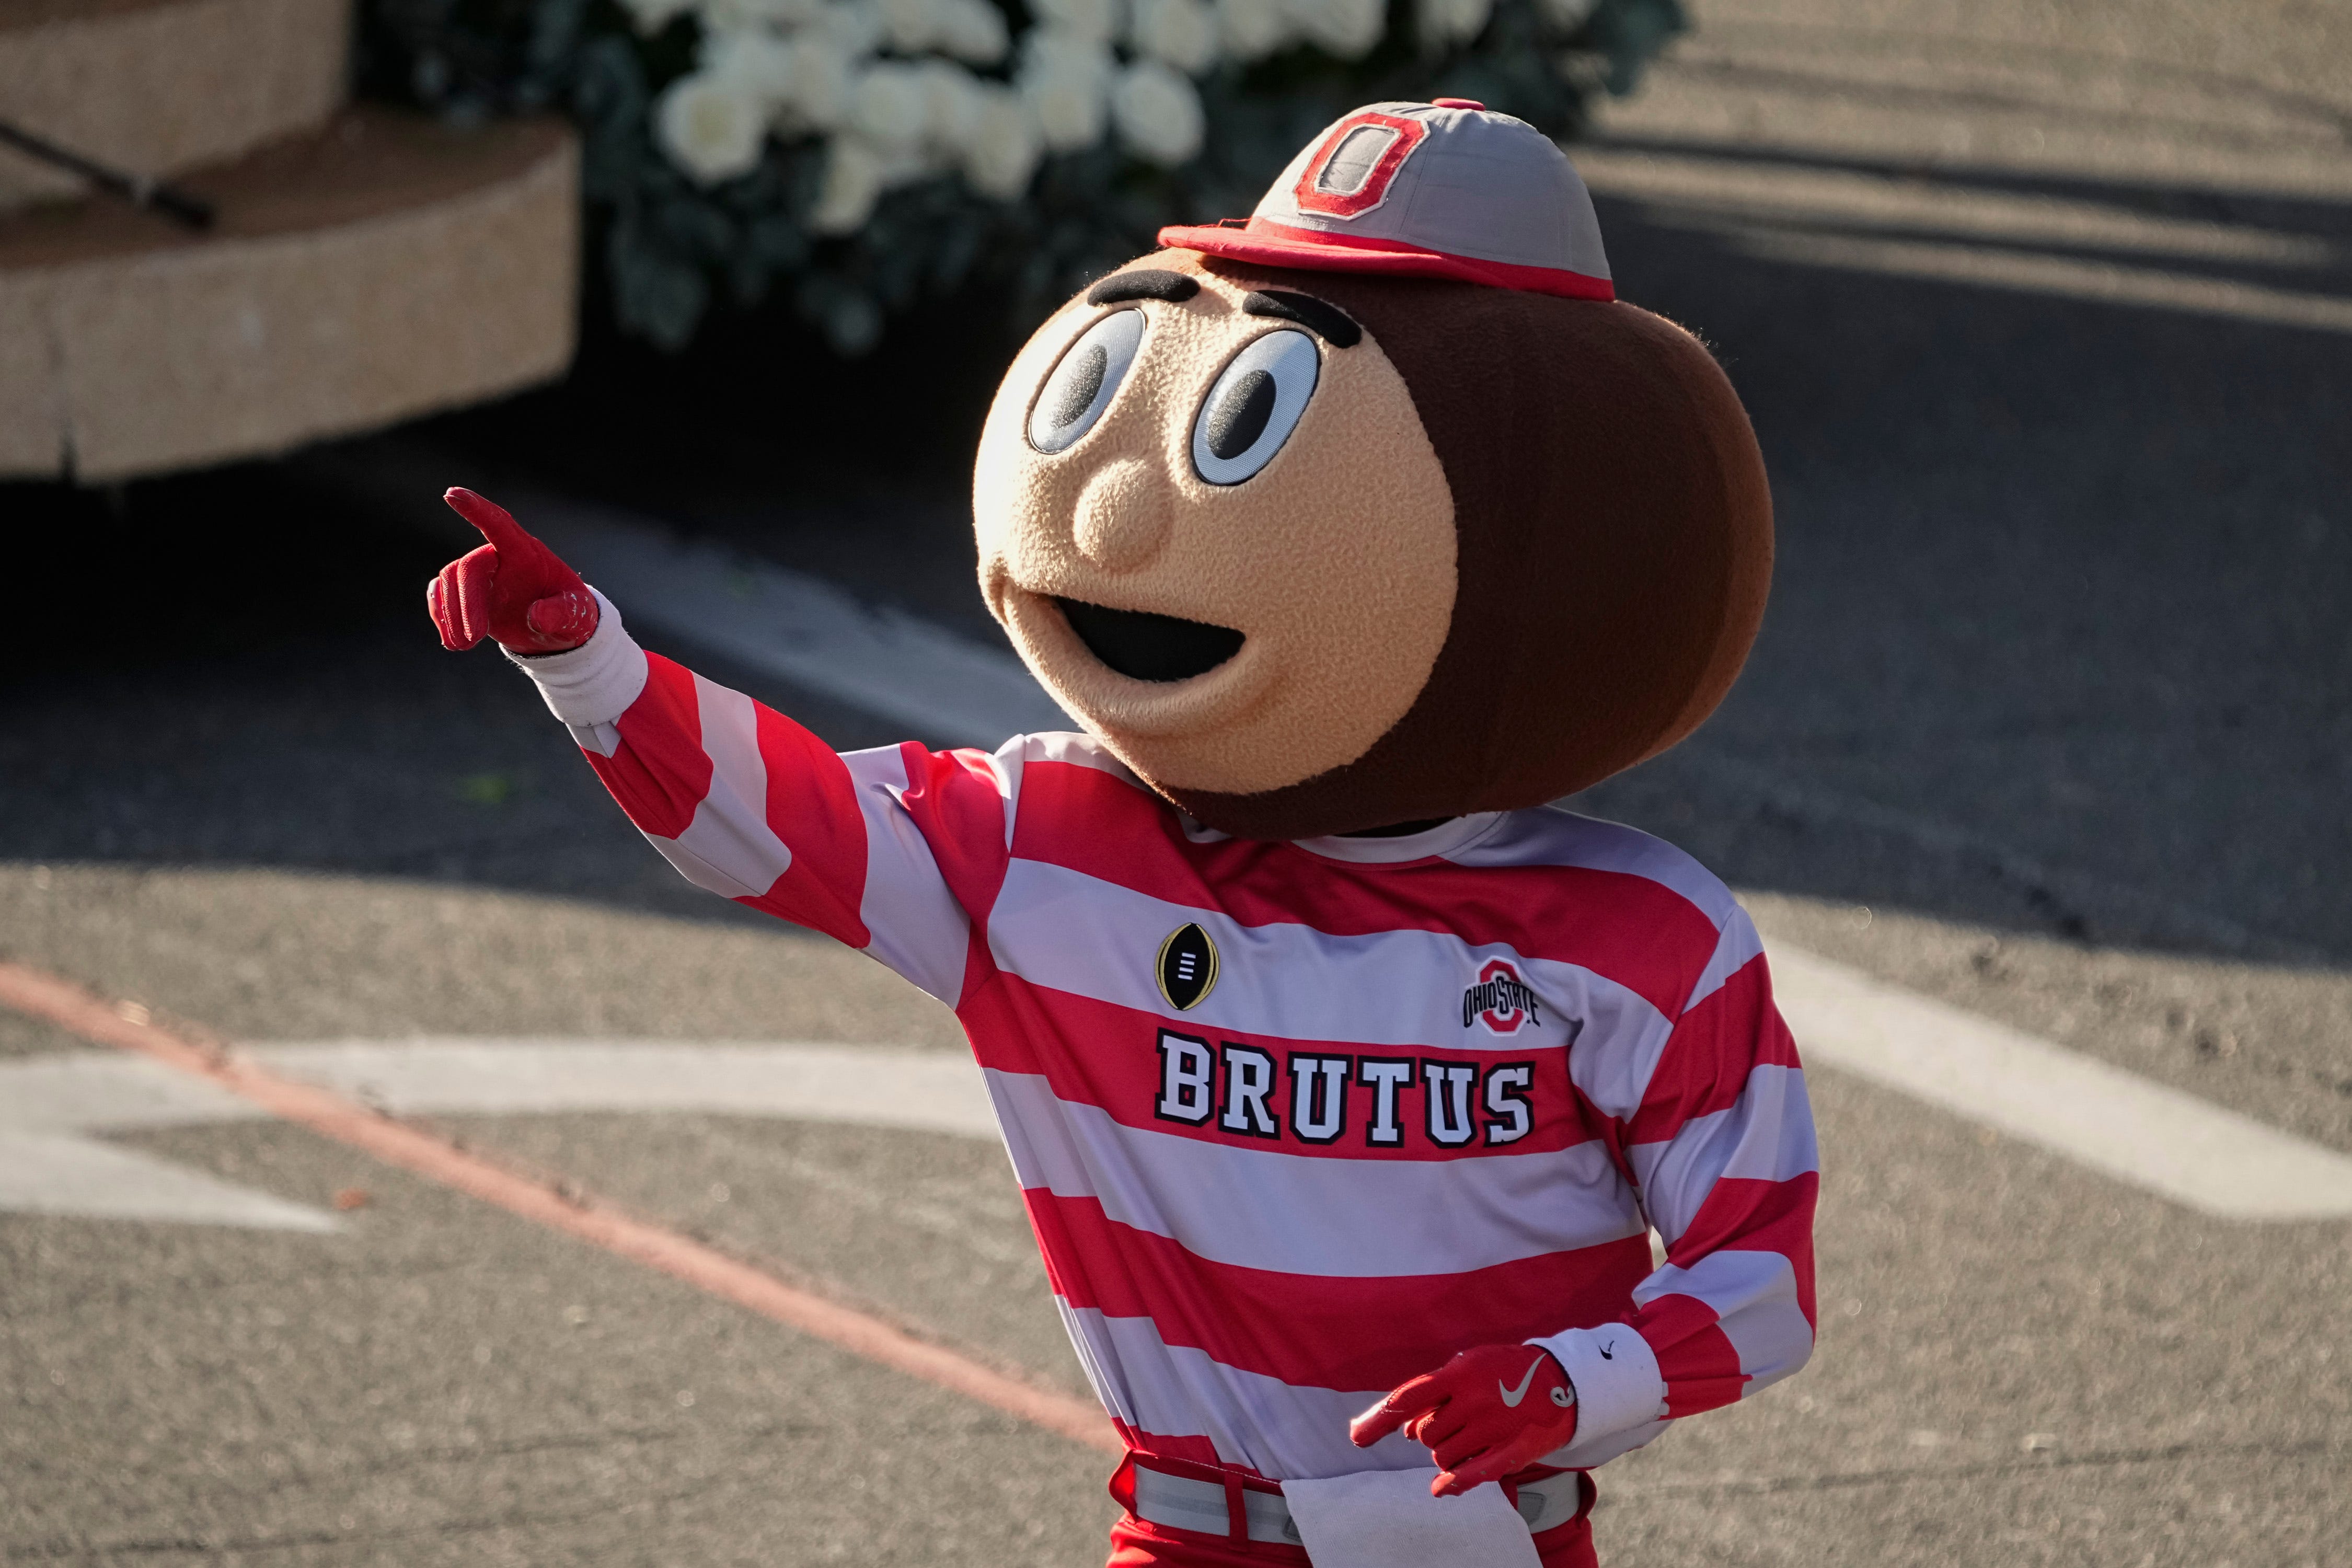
[1292,110,1428,220]
[1463,959,1541,1034]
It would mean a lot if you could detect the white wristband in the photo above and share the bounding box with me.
[504,587,647,729]
[1528,1324,1665,1445]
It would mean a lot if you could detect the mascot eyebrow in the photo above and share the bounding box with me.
[1086,269,1200,305]
[1078,271,1362,349]
[1241,290,1361,348]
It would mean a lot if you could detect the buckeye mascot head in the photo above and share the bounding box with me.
[974,100,1772,839]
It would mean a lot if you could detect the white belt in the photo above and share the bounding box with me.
[1130,1462,1584,1546]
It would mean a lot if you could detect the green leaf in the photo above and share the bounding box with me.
[608,219,709,349]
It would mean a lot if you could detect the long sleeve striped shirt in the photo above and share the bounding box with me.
[514,595,1818,1482]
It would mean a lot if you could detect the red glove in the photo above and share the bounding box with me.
[426,487,599,654]
[1349,1344,1578,1497]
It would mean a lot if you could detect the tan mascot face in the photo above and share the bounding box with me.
[975,259,1458,811]
[974,109,1773,841]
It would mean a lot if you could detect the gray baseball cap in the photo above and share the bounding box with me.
[1159,99,1612,299]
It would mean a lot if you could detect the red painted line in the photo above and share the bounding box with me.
[0,960,1122,1457]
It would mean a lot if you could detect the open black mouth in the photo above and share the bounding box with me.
[1054,598,1244,683]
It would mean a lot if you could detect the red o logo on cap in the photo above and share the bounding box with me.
[1292,110,1428,220]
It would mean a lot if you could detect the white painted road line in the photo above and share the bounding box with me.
[0,1043,997,1230]
[0,1129,341,1231]
[1773,948,2352,1221]
[0,1050,260,1132]
[516,495,1073,749]
[0,1053,345,1228]
[252,1044,997,1142]
[10,1022,2352,1227]
[248,1040,999,1136]
[0,1042,993,1136]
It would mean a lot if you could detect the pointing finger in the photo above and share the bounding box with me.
[1349,1371,1445,1448]
[1348,1403,1407,1447]
[443,486,531,552]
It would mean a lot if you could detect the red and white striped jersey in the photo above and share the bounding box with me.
[516,598,1818,1483]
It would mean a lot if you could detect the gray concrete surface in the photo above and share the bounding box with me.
[4,1110,1110,1567]
[3,0,2348,1563]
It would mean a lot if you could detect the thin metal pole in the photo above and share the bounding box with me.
[0,118,214,229]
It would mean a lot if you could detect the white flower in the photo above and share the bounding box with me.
[1288,0,1381,57]
[917,60,986,152]
[618,0,695,33]
[1215,0,1288,61]
[963,83,1042,197]
[773,34,857,128]
[1129,0,1217,73]
[654,69,769,185]
[811,135,891,233]
[810,131,935,233]
[852,61,932,151]
[930,0,1010,63]
[814,0,887,56]
[696,0,821,30]
[1415,0,1489,46]
[1030,0,1123,44]
[875,0,940,51]
[700,27,800,111]
[1110,60,1204,165]
[1018,28,1114,151]
[1536,0,1596,27]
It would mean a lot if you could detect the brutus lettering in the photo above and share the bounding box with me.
[1155,1035,1539,1151]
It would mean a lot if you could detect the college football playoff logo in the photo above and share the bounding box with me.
[1463,958,1540,1034]
[1157,923,1219,1010]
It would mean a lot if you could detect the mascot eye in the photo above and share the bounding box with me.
[1191,330,1320,485]
[1029,309,1147,453]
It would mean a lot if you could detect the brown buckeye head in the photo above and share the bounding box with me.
[973,249,1771,840]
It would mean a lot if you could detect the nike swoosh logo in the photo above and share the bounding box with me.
[1598,1342,1615,1360]
[1497,1355,1547,1408]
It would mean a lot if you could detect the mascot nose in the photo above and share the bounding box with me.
[1070,459,1172,573]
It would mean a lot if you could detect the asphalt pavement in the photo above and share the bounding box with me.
[4,0,2349,1563]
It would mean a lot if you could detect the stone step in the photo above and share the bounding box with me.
[0,108,579,482]
[0,0,349,211]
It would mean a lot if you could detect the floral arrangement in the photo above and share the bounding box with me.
[361,0,1685,352]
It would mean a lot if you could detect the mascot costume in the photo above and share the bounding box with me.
[429,101,1817,1568]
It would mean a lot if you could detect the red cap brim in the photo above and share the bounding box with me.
[1156,216,1614,302]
